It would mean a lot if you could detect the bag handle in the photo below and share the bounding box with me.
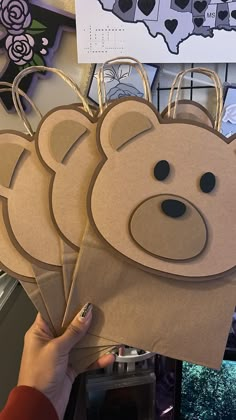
[0,81,42,199]
[168,67,223,131]
[12,66,94,136]
[0,81,42,133]
[97,56,152,115]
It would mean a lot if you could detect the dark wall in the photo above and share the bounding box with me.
[0,284,36,409]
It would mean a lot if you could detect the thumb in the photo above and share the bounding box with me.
[55,303,93,354]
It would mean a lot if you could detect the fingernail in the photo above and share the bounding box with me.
[106,350,117,357]
[79,303,93,321]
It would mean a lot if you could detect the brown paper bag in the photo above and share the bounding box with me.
[69,346,115,376]
[75,67,235,368]
[19,281,55,332]
[20,281,114,374]
[61,242,78,301]
[32,265,65,335]
[68,224,236,369]
[62,234,121,349]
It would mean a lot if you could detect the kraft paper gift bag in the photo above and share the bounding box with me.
[35,101,99,301]
[0,79,65,334]
[67,68,236,368]
[61,242,78,300]
[61,59,153,351]
[68,223,236,369]
[69,346,115,376]
[9,67,104,333]
[32,67,118,348]
[0,84,54,331]
[11,67,118,351]
[35,58,148,349]
[0,78,116,371]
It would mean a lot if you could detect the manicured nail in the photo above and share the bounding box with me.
[107,350,117,357]
[79,303,93,321]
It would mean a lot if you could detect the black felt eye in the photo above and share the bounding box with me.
[154,160,170,181]
[200,172,216,193]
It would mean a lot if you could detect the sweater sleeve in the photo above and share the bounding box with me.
[0,386,58,420]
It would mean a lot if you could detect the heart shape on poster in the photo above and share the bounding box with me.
[118,0,133,13]
[194,17,204,27]
[194,1,207,13]
[165,19,178,34]
[138,0,156,16]
[218,10,228,20]
[231,10,236,19]
[175,0,190,10]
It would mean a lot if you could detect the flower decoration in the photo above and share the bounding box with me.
[0,0,32,35]
[89,63,159,107]
[107,83,144,100]
[0,0,75,111]
[222,104,236,125]
[0,0,49,69]
[6,33,34,65]
[95,64,144,102]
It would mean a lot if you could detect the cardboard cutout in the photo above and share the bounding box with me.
[88,98,236,280]
[36,105,120,347]
[36,105,100,251]
[72,222,236,368]
[0,131,61,269]
[161,99,214,128]
[0,197,34,282]
[0,132,34,280]
[64,96,236,367]
[0,129,67,333]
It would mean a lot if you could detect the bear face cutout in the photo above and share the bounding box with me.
[0,130,61,269]
[0,133,35,281]
[36,106,100,250]
[88,98,236,280]
[161,100,214,128]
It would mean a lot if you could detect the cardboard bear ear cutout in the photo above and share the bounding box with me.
[0,144,25,189]
[99,99,158,157]
[0,133,31,198]
[36,107,93,173]
[228,136,236,153]
[161,100,214,128]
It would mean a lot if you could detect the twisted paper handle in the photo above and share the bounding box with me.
[97,56,152,115]
[168,67,223,131]
[12,66,94,136]
[0,81,42,136]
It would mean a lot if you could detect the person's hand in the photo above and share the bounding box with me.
[18,303,115,420]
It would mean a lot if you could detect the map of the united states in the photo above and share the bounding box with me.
[98,0,236,54]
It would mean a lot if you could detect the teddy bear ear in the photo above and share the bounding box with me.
[227,135,236,153]
[98,99,159,157]
[36,107,91,172]
[161,100,214,128]
[0,142,26,198]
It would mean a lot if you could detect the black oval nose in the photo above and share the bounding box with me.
[161,199,186,218]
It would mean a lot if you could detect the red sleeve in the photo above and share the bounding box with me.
[0,386,58,420]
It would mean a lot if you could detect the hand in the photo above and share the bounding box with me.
[18,303,115,420]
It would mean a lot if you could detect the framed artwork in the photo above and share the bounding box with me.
[221,84,236,138]
[0,0,75,111]
[87,63,160,106]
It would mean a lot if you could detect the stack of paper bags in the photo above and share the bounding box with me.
[0,63,235,373]
[0,69,118,374]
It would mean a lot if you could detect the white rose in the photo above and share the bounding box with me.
[6,33,34,65]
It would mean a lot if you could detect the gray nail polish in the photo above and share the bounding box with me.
[80,302,93,319]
